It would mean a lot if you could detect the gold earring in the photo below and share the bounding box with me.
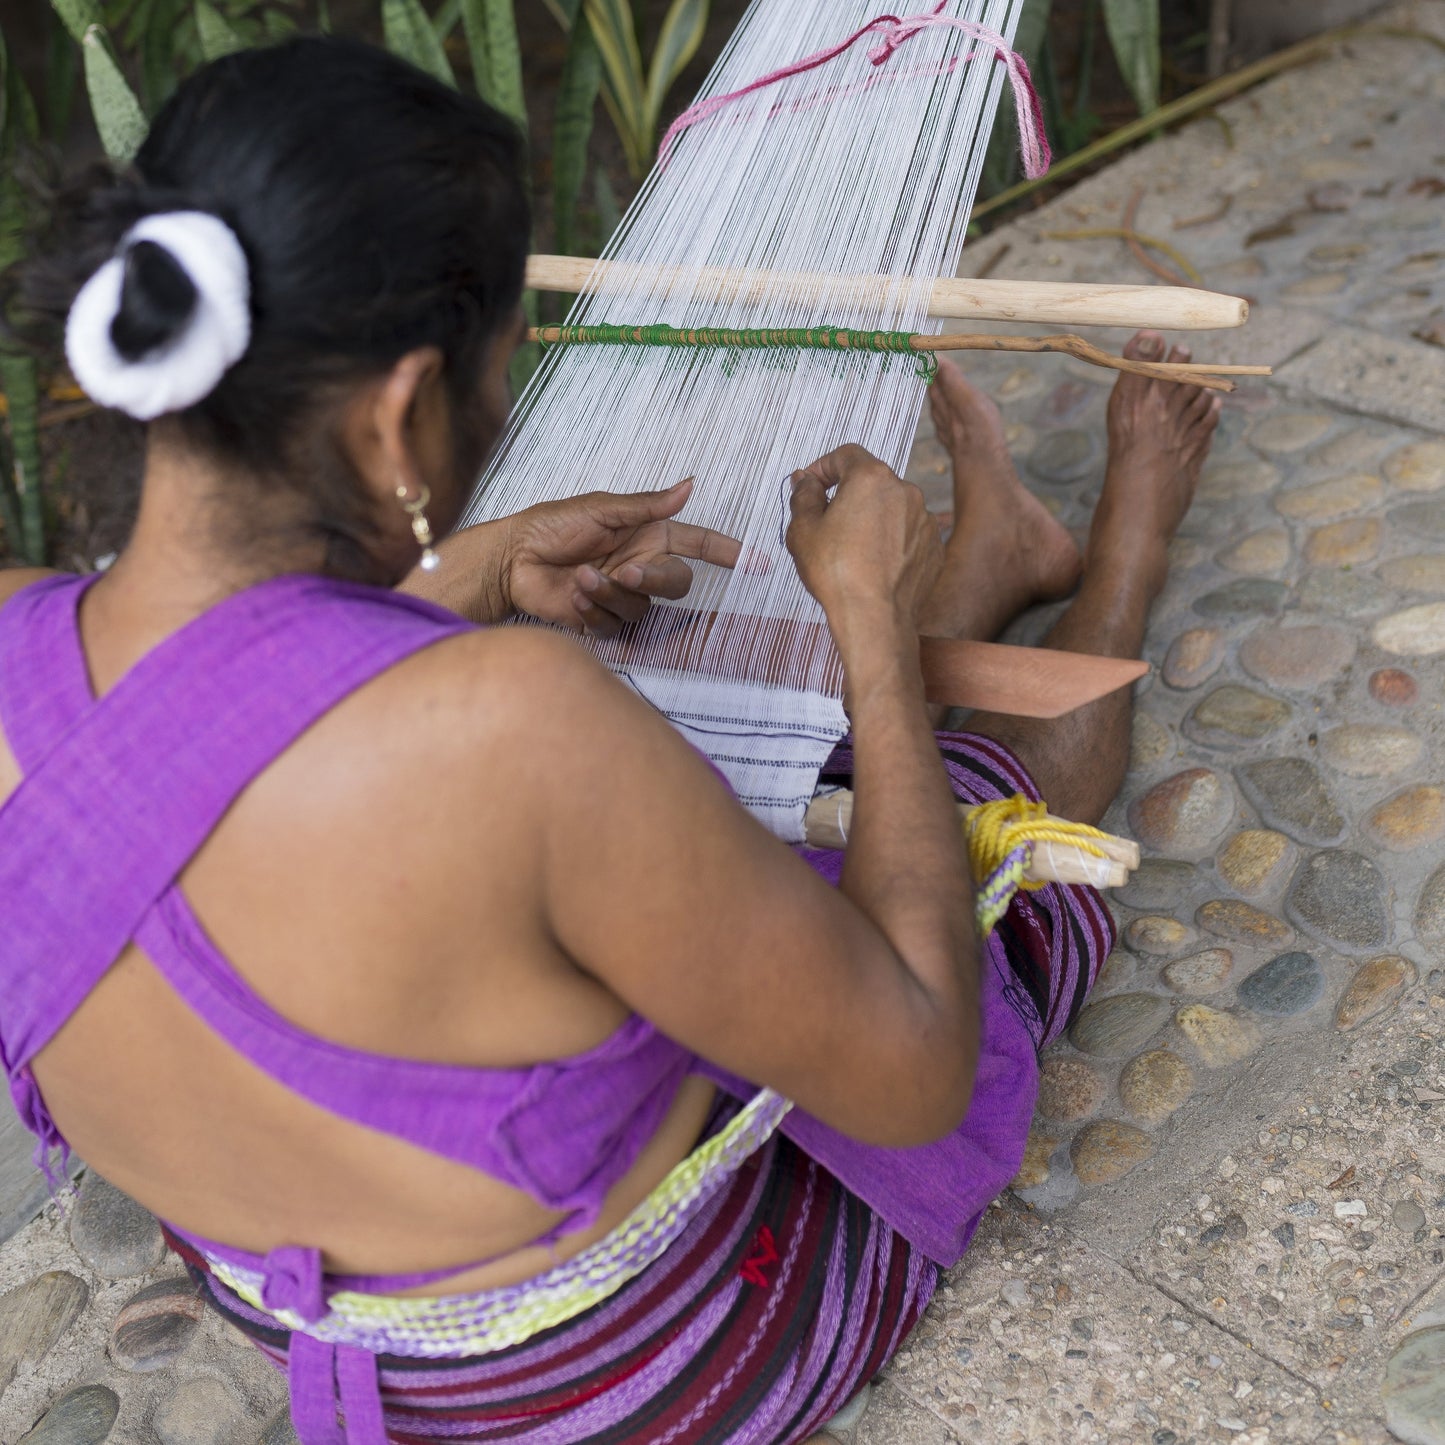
[396,483,440,573]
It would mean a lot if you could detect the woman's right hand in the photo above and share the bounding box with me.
[786,445,944,651]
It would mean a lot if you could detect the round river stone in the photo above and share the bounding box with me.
[1124,915,1196,956]
[1193,580,1288,620]
[1162,948,1234,996]
[1216,527,1291,576]
[1119,1050,1194,1125]
[1130,712,1174,771]
[1414,866,1445,959]
[1196,899,1294,948]
[152,1378,247,1445]
[1380,556,1445,596]
[1199,459,1281,500]
[1367,786,1445,851]
[1336,955,1416,1030]
[1070,1121,1155,1185]
[1014,1129,1059,1190]
[69,1174,166,1279]
[1274,472,1383,522]
[1029,429,1099,484]
[0,1273,90,1395]
[1287,851,1391,953]
[1304,518,1380,568]
[111,1277,204,1373]
[1249,412,1333,454]
[1216,829,1294,896]
[1238,951,1326,1017]
[1070,993,1171,1059]
[1320,724,1423,778]
[1239,623,1355,690]
[1382,1326,1445,1445]
[1037,1058,1107,1122]
[1297,569,1390,619]
[1391,496,1445,540]
[1236,758,1347,846]
[1370,669,1420,707]
[1175,1004,1261,1067]
[1313,426,1387,468]
[1386,439,1445,492]
[1184,686,1292,750]
[1127,769,1234,855]
[1163,628,1225,690]
[17,1385,120,1445]
[1374,603,1445,658]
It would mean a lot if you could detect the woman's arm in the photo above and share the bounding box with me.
[503,455,979,1148]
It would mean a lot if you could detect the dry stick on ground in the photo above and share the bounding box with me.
[528,326,1270,391]
[1122,186,1193,287]
[1174,194,1234,231]
[1040,205,1203,288]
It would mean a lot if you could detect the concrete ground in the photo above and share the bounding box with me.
[5,5,1445,1441]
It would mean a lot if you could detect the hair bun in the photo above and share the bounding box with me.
[65,211,251,421]
[112,239,200,360]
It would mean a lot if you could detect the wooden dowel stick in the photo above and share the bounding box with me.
[528,325,1271,392]
[803,791,1138,887]
[526,254,1250,332]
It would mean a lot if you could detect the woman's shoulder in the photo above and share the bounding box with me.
[0,568,60,609]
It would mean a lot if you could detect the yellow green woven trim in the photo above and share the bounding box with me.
[207,1087,792,1357]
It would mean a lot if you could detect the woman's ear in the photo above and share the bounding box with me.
[339,346,450,507]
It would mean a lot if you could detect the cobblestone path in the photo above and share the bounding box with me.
[5,5,1445,1442]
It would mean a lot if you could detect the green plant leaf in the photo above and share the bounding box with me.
[1102,0,1159,115]
[43,15,81,140]
[583,0,647,176]
[48,0,105,45]
[81,24,149,162]
[593,164,620,239]
[382,0,456,88]
[459,0,525,130]
[0,353,45,563]
[552,8,603,255]
[644,0,706,142]
[195,0,243,59]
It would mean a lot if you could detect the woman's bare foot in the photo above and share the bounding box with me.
[1087,331,1222,600]
[920,358,1083,643]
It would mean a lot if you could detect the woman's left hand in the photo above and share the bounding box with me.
[501,479,741,638]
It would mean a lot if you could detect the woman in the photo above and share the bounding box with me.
[0,36,1217,1445]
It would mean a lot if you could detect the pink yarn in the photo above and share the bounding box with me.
[658,4,1051,179]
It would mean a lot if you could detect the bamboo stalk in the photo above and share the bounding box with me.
[803,789,1140,887]
[525,254,1249,331]
[529,325,1270,391]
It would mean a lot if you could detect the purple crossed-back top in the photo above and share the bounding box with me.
[0,571,1041,1312]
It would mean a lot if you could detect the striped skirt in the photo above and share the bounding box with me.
[175,729,1112,1443]
[175,1131,938,1443]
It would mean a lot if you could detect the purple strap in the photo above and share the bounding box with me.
[0,572,472,1100]
[289,1335,388,1445]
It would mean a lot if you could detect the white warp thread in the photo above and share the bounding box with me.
[463,0,1024,841]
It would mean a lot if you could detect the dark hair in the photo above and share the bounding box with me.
[8,37,529,578]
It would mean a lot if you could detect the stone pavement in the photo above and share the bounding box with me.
[5,5,1445,1441]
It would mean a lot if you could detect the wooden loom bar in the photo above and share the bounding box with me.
[803,790,1141,888]
[528,325,1272,392]
[526,254,1250,332]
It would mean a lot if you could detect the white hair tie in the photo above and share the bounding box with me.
[65,211,251,421]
